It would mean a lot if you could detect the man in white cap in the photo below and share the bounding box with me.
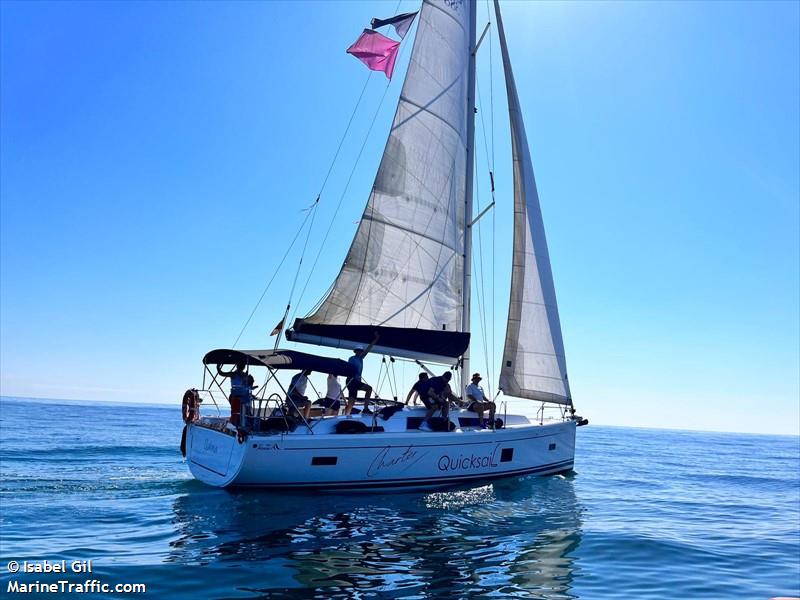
[344,332,380,416]
[465,372,496,429]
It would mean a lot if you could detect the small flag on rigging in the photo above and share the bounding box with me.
[270,318,285,336]
[346,29,401,79]
[370,11,418,39]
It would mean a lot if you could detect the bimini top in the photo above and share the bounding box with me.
[203,349,355,378]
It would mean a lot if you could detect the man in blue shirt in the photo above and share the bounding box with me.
[344,332,380,416]
[217,361,256,427]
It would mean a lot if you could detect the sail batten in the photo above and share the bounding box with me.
[494,0,572,406]
[291,0,474,359]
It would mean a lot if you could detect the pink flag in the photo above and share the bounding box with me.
[346,29,401,79]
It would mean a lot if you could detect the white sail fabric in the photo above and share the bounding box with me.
[299,0,471,343]
[495,0,572,405]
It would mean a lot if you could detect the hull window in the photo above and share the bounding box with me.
[500,448,514,462]
[311,456,338,466]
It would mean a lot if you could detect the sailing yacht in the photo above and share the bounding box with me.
[182,0,587,490]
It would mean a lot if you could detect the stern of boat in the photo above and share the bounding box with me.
[185,421,247,487]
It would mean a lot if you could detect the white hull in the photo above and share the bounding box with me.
[186,409,576,491]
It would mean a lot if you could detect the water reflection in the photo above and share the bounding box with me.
[169,476,583,598]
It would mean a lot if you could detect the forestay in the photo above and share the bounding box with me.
[494,0,572,405]
[289,0,472,362]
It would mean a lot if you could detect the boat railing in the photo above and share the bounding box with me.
[536,402,573,425]
[195,389,222,418]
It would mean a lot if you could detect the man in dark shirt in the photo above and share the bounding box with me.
[417,371,458,431]
[405,372,429,406]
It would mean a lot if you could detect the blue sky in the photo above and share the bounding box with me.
[1,1,798,435]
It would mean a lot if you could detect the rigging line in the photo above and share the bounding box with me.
[491,172,496,389]
[257,80,373,343]
[304,279,335,317]
[291,0,410,324]
[387,358,397,400]
[487,0,495,171]
[474,80,492,376]
[486,0,496,388]
[290,78,395,326]
[307,377,322,401]
[476,86,494,397]
[392,357,403,401]
[473,150,492,395]
[288,0,402,316]
[317,73,373,198]
[380,357,391,399]
[478,27,498,388]
[231,205,315,348]
[389,357,400,401]
[276,195,320,345]
[476,79,494,194]
[376,357,388,399]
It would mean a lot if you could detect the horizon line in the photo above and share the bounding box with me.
[1,395,797,439]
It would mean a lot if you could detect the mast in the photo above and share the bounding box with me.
[461,0,477,389]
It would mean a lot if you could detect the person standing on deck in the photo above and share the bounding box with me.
[344,333,380,416]
[217,361,254,427]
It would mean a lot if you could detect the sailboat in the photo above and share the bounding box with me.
[182,0,588,490]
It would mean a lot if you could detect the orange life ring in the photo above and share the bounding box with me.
[182,388,201,424]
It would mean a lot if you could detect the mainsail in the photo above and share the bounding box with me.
[494,0,572,405]
[289,0,476,362]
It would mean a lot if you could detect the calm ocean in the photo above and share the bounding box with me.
[0,397,797,599]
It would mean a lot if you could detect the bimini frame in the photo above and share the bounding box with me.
[199,348,357,433]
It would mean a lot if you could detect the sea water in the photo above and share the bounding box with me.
[0,397,797,599]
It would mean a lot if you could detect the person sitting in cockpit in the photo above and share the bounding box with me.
[287,369,312,420]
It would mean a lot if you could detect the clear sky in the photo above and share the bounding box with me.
[1,1,798,435]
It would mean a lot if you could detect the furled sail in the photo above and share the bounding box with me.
[494,0,572,405]
[289,0,474,362]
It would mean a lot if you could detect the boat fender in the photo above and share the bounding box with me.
[180,425,187,457]
[182,388,201,424]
